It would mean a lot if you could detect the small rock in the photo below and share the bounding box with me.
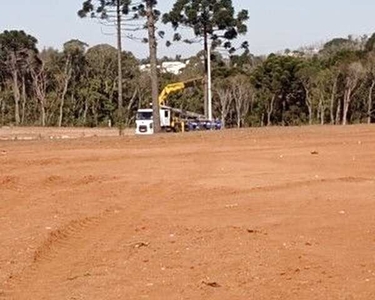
[67,275,79,281]
[134,242,149,249]
[311,151,319,155]
[202,281,221,288]
[339,210,346,215]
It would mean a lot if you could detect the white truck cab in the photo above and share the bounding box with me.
[135,107,171,135]
[135,109,154,135]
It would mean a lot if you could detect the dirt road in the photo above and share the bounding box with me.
[1,125,375,299]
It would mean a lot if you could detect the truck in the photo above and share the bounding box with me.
[135,78,222,135]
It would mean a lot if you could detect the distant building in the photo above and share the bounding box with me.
[282,46,321,58]
[140,61,187,75]
[161,61,187,74]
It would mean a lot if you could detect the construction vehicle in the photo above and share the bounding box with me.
[135,78,222,135]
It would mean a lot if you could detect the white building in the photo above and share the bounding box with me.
[140,61,187,75]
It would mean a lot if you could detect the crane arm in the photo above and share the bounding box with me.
[158,82,186,106]
[158,77,203,106]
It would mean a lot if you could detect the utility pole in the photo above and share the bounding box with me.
[203,30,209,119]
[207,39,213,121]
[116,0,124,134]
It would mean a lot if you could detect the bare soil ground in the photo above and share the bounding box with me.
[1,125,375,300]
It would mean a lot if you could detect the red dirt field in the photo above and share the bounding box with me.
[1,125,375,300]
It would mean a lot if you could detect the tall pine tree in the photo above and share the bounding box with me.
[79,0,161,133]
[163,0,249,117]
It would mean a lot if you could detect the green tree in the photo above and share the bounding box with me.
[321,37,361,58]
[84,44,118,126]
[214,77,232,128]
[365,33,375,53]
[313,68,337,125]
[252,55,304,126]
[0,30,38,125]
[79,0,162,133]
[230,74,252,128]
[332,50,365,125]
[296,59,321,124]
[58,40,88,127]
[82,44,139,127]
[30,50,48,126]
[79,0,131,131]
[365,52,375,123]
[163,0,249,117]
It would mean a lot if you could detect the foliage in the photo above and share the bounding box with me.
[1,26,375,128]
[163,0,249,53]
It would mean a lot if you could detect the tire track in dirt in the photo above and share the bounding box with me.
[32,215,106,263]
[197,176,374,200]
[248,176,374,193]
[1,207,121,299]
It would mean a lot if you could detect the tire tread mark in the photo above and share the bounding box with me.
[1,207,117,299]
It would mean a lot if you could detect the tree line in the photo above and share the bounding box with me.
[162,34,375,128]
[212,34,375,127]
[0,0,374,128]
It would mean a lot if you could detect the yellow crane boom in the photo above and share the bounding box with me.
[158,77,203,106]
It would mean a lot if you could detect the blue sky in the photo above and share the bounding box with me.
[0,0,374,58]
